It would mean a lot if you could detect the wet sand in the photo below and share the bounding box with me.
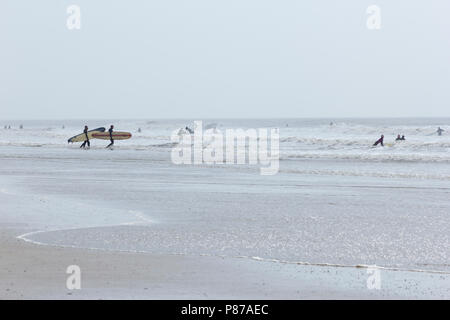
[1,227,448,299]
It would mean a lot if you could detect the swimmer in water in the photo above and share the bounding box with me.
[373,135,384,147]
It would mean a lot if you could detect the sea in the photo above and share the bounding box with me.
[0,118,449,274]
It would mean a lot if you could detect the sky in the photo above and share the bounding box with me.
[1,0,450,119]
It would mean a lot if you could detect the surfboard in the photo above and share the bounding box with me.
[91,131,132,140]
[68,127,106,143]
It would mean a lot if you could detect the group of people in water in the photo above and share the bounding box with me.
[3,125,23,129]
[373,134,406,147]
[372,127,445,147]
[77,124,446,149]
[3,123,447,149]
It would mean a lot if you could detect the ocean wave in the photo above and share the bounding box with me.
[2,120,449,164]
[280,168,450,180]
[282,152,450,162]
[280,136,450,148]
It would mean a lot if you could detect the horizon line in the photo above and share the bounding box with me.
[2,116,450,122]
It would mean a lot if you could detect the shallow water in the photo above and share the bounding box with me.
[0,118,449,273]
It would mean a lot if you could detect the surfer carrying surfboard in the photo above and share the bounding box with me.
[106,125,114,148]
[80,126,90,149]
[89,127,131,145]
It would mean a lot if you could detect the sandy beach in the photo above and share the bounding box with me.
[1,227,449,299]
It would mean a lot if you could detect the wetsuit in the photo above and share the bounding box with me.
[373,136,384,146]
[80,128,90,148]
[185,127,194,134]
[106,127,114,148]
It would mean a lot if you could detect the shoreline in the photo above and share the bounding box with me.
[17,226,450,276]
[1,227,449,299]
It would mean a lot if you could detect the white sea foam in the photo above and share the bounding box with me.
[1,118,449,162]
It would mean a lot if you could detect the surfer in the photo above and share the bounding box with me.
[80,125,90,149]
[373,135,384,147]
[396,134,402,141]
[106,125,114,148]
[185,126,194,134]
[437,127,445,136]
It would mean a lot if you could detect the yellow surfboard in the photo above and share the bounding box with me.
[68,127,106,143]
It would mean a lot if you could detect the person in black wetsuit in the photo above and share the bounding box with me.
[106,125,114,148]
[80,125,90,149]
[373,134,384,147]
[185,126,194,134]
[395,134,402,141]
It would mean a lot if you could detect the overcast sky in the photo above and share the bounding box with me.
[1,1,449,119]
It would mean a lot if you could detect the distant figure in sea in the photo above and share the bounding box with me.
[137,128,141,133]
[62,125,65,129]
[8,125,11,129]
[185,126,194,134]
[80,125,90,149]
[396,134,402,141]
[106,125,114,148]
[401,135,406,140]
[20,124,23,129]
[437,127,445,136]
[373,135,384,147]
